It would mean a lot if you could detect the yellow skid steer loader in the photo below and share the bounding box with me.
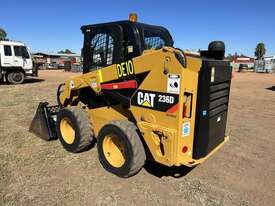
[30,14,232,177]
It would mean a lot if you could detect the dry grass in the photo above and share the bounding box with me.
[0,71,275,205]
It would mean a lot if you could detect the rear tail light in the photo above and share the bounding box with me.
[182,146,188,153]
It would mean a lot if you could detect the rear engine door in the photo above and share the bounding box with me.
[193,60,232,159]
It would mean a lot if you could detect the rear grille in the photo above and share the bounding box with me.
[209,81,230,117]
[193,60,232,159]
[210,82,230,92]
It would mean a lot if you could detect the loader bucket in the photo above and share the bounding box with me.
[29,102,60,141]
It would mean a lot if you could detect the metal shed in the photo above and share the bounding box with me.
[255,56,275,73]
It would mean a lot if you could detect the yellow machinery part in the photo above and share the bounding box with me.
[102,134,126,168]
[60,118,75,144]
[58,48,228,167]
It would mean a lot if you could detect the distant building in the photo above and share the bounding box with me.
[264,56,275,62]
[255,56,275,73]
[231,55,255,70]
[32,52,82,70]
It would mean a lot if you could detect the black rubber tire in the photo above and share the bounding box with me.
[56,83,65,106]
[7,71,24,84]
[97,120,146,178]
[208,41,225,60]
[56,107,94,153]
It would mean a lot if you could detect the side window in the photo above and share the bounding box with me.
[90,33,114,70]
[14,46,30,58]
[143,29,167,50]
[144,36,165,49]
[14,46,21,56]
[22,46,30,59]
[4,45,12,56]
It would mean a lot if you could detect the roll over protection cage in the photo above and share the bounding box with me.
[80,20,174,74]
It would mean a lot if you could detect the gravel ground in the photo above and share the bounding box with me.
[0,70,274,206]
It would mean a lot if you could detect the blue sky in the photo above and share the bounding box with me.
[1,0,274,56]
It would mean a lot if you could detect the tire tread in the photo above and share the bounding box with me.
[58,106,94,153]
[108,120,146,177]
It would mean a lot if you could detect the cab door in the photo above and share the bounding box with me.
[22,46,32,70]
[1,45,14,67]
[13,46,23,68]
[82,24,124,73]
[13,46,32,70]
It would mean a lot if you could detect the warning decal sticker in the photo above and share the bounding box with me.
[182,122,190,137]
[167,74,180,94]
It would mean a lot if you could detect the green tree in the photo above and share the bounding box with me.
[0,28,7,40]
[255,43,266,60]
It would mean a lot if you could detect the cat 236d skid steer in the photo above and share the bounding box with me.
[30,14,232,177]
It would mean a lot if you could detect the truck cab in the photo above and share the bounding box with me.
[0,40,37,84]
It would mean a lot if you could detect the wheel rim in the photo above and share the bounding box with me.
[102,134,126,168]
[60,118,75,144]
[12,72,23,82]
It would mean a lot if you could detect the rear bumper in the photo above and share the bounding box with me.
[183,136,229,167]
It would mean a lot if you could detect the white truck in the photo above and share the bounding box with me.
[0,40,37,84]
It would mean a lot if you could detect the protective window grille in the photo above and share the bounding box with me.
[91,33,114,69]
[144,36,165,49]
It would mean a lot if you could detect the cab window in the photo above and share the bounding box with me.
[144,36,165,49]
[144,30,166,49]
[14,46,21,56]
[4,45,12,56]
[14,46,30,58]
[22,47,30,58]
[90,33,114,70]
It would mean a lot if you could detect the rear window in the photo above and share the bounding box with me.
[4,45,12,56]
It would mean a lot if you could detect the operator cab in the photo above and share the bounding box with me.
[81,20,174,73]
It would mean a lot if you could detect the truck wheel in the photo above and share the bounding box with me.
[56,107,94,153]
[97,120,146,177]
[7,71,24,84]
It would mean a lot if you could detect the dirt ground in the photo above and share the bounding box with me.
[0,70,274,206]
